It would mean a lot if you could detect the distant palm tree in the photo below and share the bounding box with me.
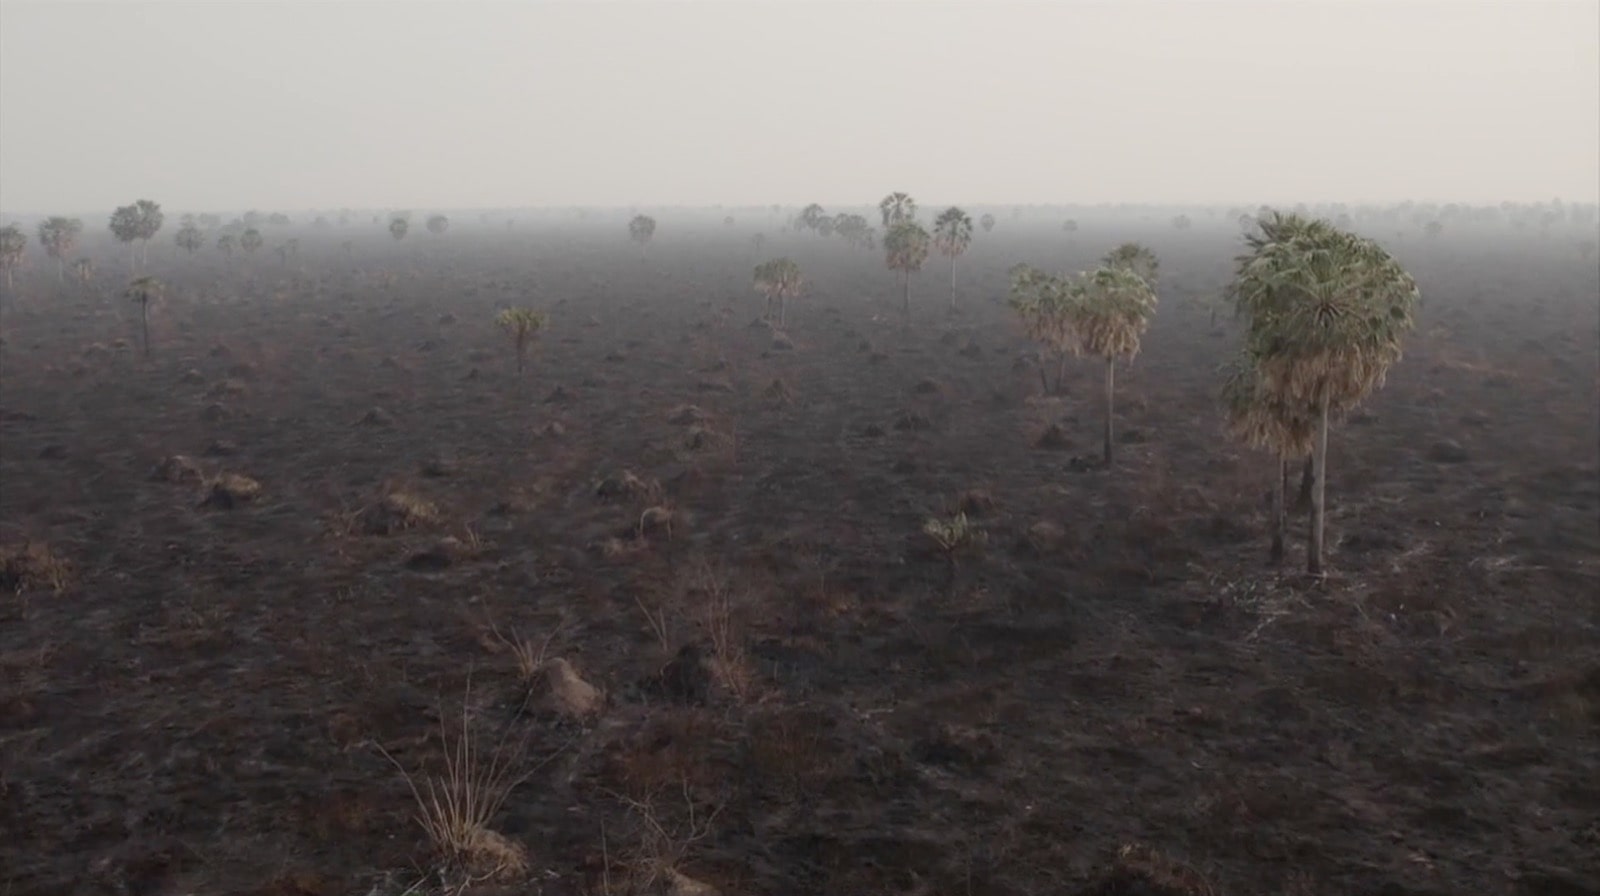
[1008,264,1077,395]
[240,229,264,254]
[979,213,995,233]
[37,217,84,282]
[426,215,449,235]
[388,218,409,241]
[108,199,163,272]
[0,225,26,290]
[1230,212,1420,573]
[883,221,930,314]
[879,192,917,227]
[1068,266,1158,466]
[834,214,873,250]
[216,234,237,259]
[798,204,827,235]
[932,207,974,311]
[753,258,803,327]
[1101,242,1160,290]
[628,215,656,257]
[175,224,205,255]
[1062,219,1078,234]
[750,232,766,257]
[495,308,547,374]
[124,275,164,356]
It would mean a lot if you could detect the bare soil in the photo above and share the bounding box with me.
[1,217,1597,895]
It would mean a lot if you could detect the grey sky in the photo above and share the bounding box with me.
[1,0,1596,213]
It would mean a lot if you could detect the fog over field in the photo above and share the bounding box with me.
[2,0,1597,212]
[2,3,1600,896]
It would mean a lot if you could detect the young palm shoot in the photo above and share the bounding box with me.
[1069,266,1159,466]
[933,207,974,311]
[1230,212,1420,574]
[125,275,165,356]
[753,258,803,328]
[495,308,547,375]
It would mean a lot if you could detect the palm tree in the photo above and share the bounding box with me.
[388,218,409,241]
[753,258,803,327]
[1230,212,1420,574]
[1068,266,1159,466]
[628,215,656,257]
[798,204,827,235]
[216,234,237,260]
[0,225,26,290]
[108,199,163,272]
[1062,219,1078,234]
[1101,242,1160,290]
[883,221,930,314]
[932,207,974,311]
[175,224,205,255]
[124,275,164,356]
[834,214,873,250]
[240,229,264,254]
[495,308,547,374]
[426,214,449,235]
[1008,264,1077,395]
[37,217,84,282]
[979,213,995,233]
[1222,353,1315,565]
[879,192,917,227]
[750,232,766,258]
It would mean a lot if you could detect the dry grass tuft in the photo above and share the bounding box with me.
[202,473,262,508]
[378,692,536,885]
[0,542,70,595]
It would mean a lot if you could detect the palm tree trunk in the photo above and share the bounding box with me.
[1271,457,1287,565]
[901,271,909,315]
[778,296,785,329]
[1309,392,1331,574]
[1055,352,1067,395]
[1296,456,1314,509]
[1103,356,1116,466]
[56,257,64,283]
[949,254,957,311]
[140,303,150,357]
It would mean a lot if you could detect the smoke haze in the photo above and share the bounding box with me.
[2,0,1597,213]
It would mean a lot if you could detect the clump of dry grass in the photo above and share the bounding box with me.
[923,512,986,563]
[378,693,535,885]
[0,542,69,594]
[601,779,725,895]
[201,473,261,509]
[683,562,758,703]
[360,491,440,535]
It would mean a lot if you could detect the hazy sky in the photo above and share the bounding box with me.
[1,0,1596,213]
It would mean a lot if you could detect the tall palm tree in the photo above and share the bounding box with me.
[124,275,164,356]
[37,217,84,282]
[883,221,930,314]
[1230,212,1420,574]
[879,192,917,227]
[1101,242,1159,290]
[1068,266,1159,466]
[932,207,974,311]
[0,225,26,290]
[753,258,803,327]
[1221,353,1315,565]
[628,215,656,257]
